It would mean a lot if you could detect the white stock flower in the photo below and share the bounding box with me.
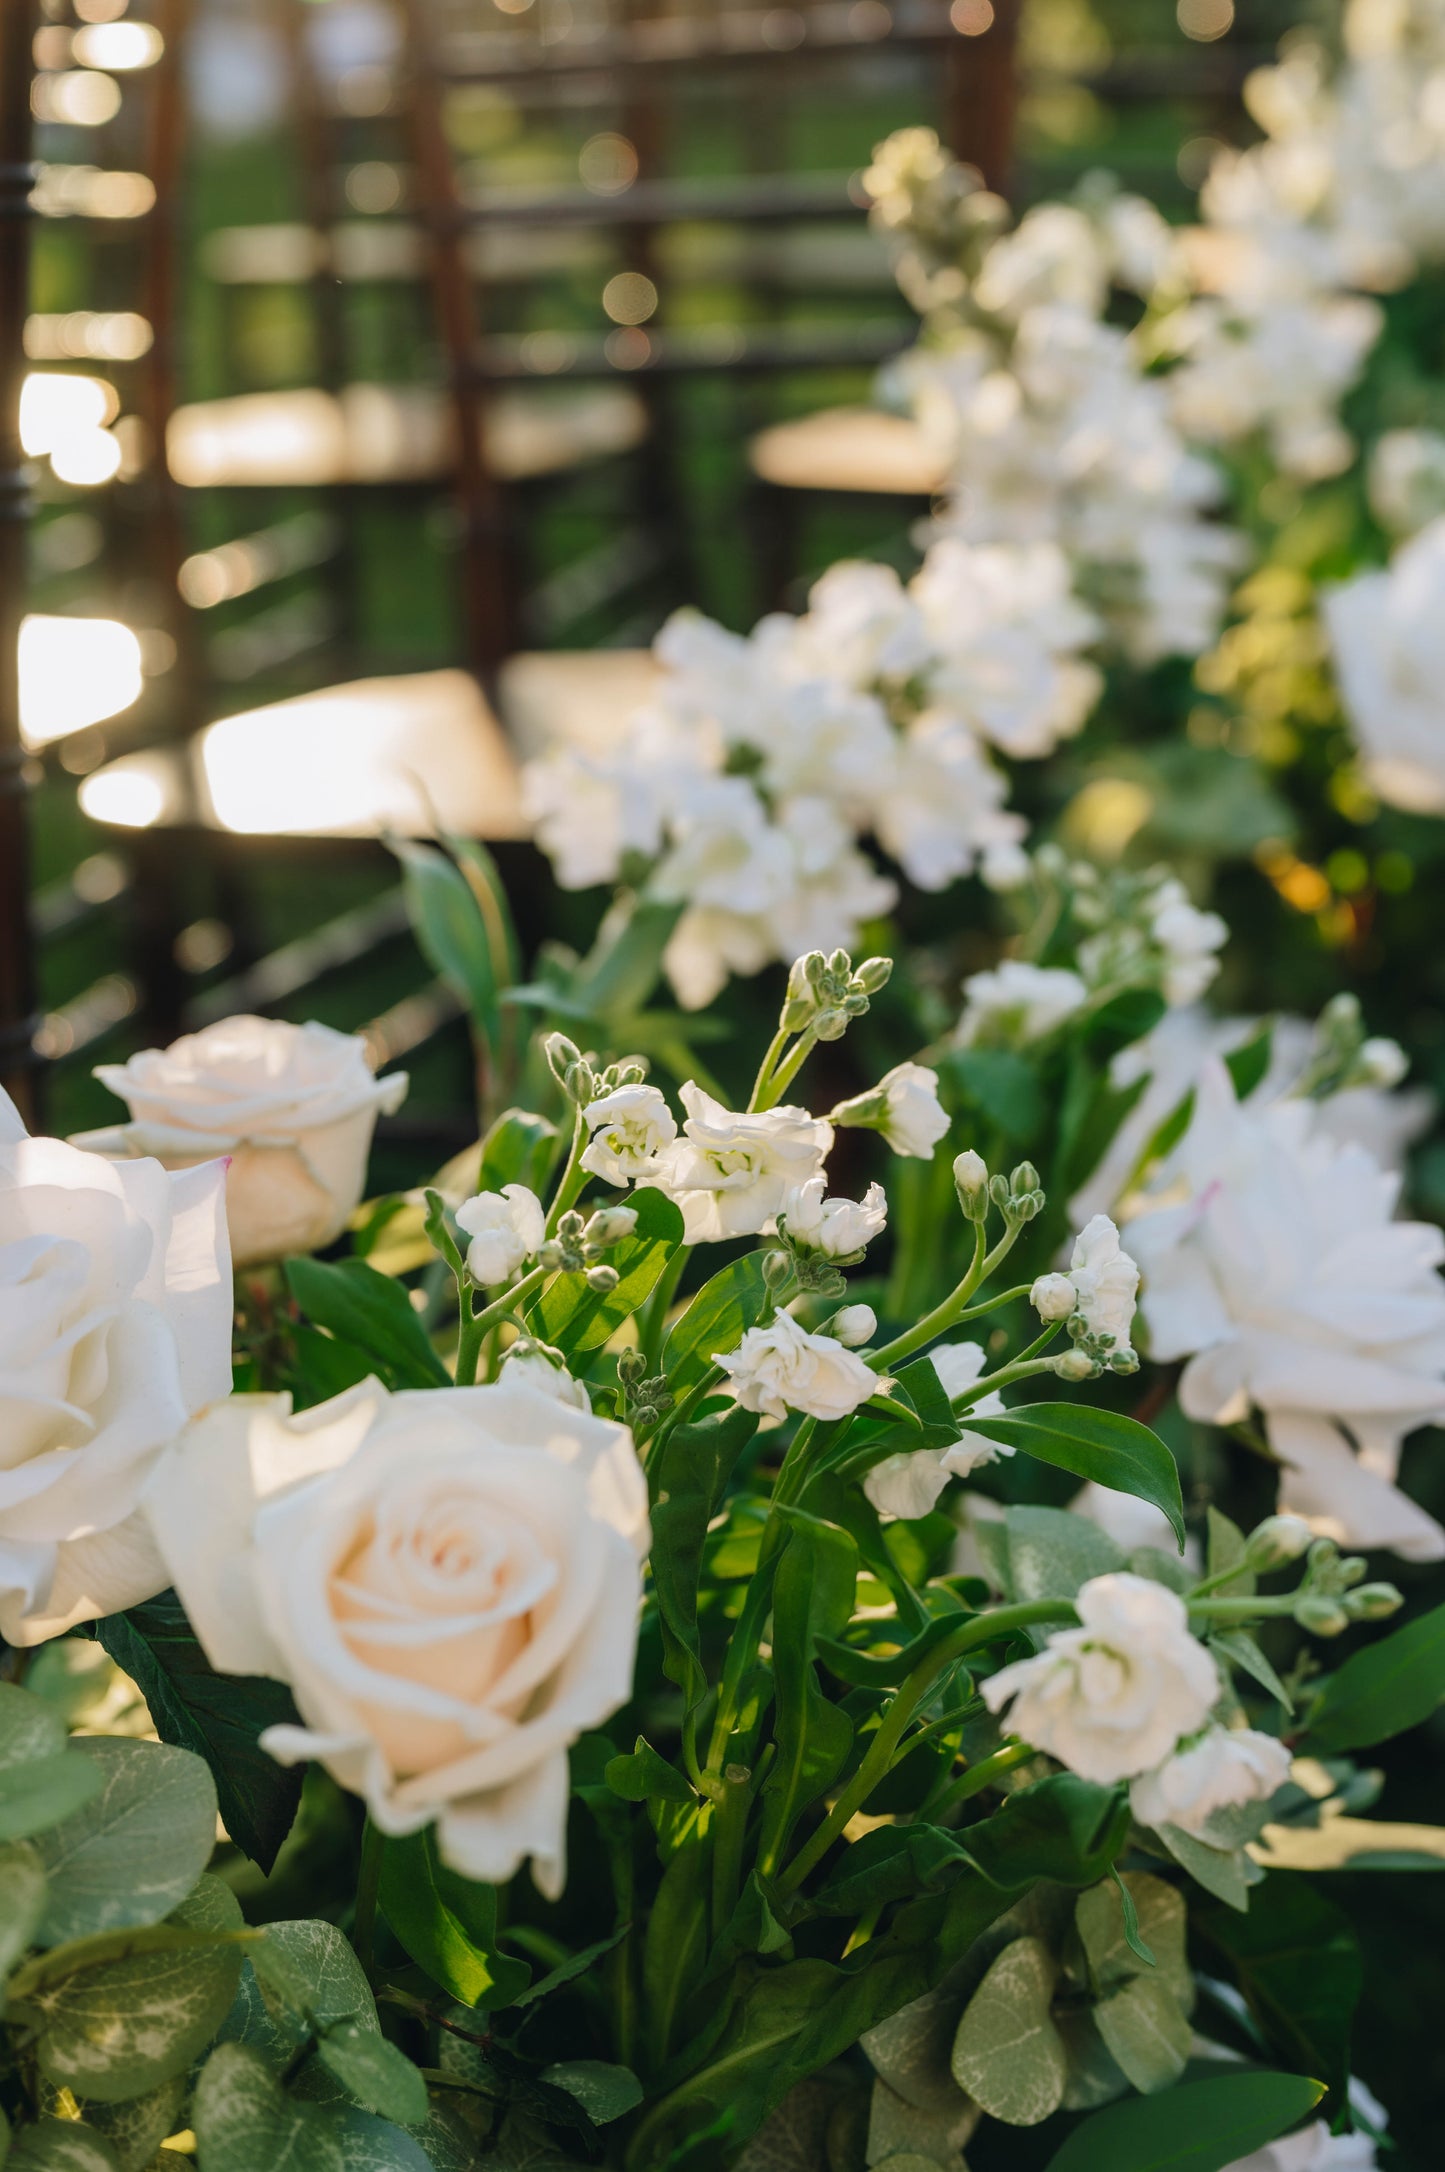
[1147,879,1230,1007]
[957,959,1088,1049]
[864,1340,1012,1518]
[872,710,1029,894]
[1031,1273,1078,1323]
[1127,1061,1445,1560]
[910,537,1103,759]
[1324,517,1445,814]
[832,1304,877,1348]
[781,1176,887,1260]
[716,1311,877,1424]
[580,1083,678,1186]
[645,1083,832,1243]
[982,1572,1219,1784]
[869,1062,950,1159]
[455,1184,546,1285]
[1,1086,232,1645]
[499,1348,592,1411]
[79,1016,407,1271]
[1129,1725,1291,1837]
[143,1379,646,1898]
[1068,1215,1140,1357]
[790,559,932,687]
[1368,426,1445,537]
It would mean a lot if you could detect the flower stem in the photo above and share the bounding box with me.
[748,1025,793,1112]
[870,1220,1031,1372]
[928,1739,1035,1820]
[758,1029,818,1110]
[455,1263,550,1384]
[545,1109,590,1236]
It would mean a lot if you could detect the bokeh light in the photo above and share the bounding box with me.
[19,615,144,748]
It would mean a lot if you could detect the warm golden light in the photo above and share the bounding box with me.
[25,311,152,362]
[579,134,638,197]
[33,164,156,218]
[1177,0,1234,39]
[32,70,123,127]
[602,272,658,326]
[20,371,118,455]
[19,615,144,747]
[71,22,163,70]
[79,761,169,830]
[49,426,123,487]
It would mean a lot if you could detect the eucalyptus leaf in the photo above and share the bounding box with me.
[1092,1972,1192,2094]
[0,1841,47,1977]
[1042,2070,1326,2172]
[193,2040,348,2172]
[258,1919,377,2033]
[1076,1874,1190,2004]
[979,1406,1185,1546]
[0,1681,67,1770]
[316,2019,430,2126]
[1002,1506,1126,1603]
[77,2074,188,2172]
[33,1738,218,1947]
[862,1985,976,2115]
[6,2120,123,2171]
[950,1937,1068,2126]
[0,1750,102,1845]
[1155,1823,1261,1911]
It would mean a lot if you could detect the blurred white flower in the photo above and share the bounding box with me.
[1368,426,1445,536]
[581,1083,678,1186]
[455,1184,546,1285]
[1324,516,1445,814]
[646,1084,832,1243]
[1068,1214,1140,1358]
[781,1176,887,1260]
[717,1312,877,1423]
[1130,1725,1292,1836]
[910,537,1103,759]
[957,958,1088,1048]
[500,1347,592,1411]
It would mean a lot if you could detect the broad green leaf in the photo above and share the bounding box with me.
[817,1611,972,1689]
[33,1738,218,1947]
[290,2063,442,2171]
[950,1937,1068,2126]
[0,1750,102,1845]
[379,1828,531,2009]
[571,894,680,1019]
[290,1324,375,1406]
[1057,2006,1130,2113]
[1057,1070,1153,1200]
[1155,1822,1261,1911]
[258,1920,376,2032]
[979,1406,1185,1547]
[76,2073,188,2170]
[649,1405,758,1709]
[1210,1627,1294,1715]
[284,1256,450,1390]
[392,835,504,1053]
[1195,1880,1361,2098]
[1225,1023,1274,1101]
[949,1048,1045,1140]
[664,1251,774,1397]
[0,1841,46,1977]
[6,2121,122,2171]
[811,1824,969,1916]
[95,1591,303,1872]
[861,1985,974,2116]
[1092,1973,1192,2094]
[0,1681,67,1770]
[316,2019,429,2126]
[605,1736,696,1806]
[1043,2071,1326,2172]
[528,1185,684,1356]
[1076,1874,1190,2005]
[1001,1505,1126,1603]
[758,1511,859,1865]
[540,2061,644,2125]
[1081,985,1168,1060]
[1206,1508,1255,1597]
[641,1821,711,2061]
[1304,1600,1445,1752]
[479,1107,559,1196]
[193,2040,347,2172]
[960,1775,1130,1892]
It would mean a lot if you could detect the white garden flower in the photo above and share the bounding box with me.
[1146,880,1230,1007]
[1324,516,1445,814]
[781,1176,887,1260]
[982,1572,1220,1784]
[910,537,1103,759]
[1,1085,233,1645]
[716,1312,877,1424]
[1368,426,1445,537]
[872,710,1029,894]
[77,1015,407,1270]
[580,1083,678,1186]
[789,559,932,688]
[864,1340,1012,1518]
[498,1347,592,1411]
[1067,1214,1140,1358]
[645,1083,832,1244]
[956,958,1088,1049]
[841,1061,951,1159]
[1127,1060,1445,1560]
[832,1304,877,1348]
[143,1378,646,1898]
[1129,1725,1292,1837]
[455,1184,546,1285]
[1031,1273,1078,1323]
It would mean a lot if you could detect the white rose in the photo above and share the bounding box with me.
[580,1083,678,1186]
[0,1086,233,1645]
[645,1082,832,1243]
[1129,1725,1291,1837]
[716,1311,877,1423]
[1031,1272,1078,1322]
[863,1340,1013,1518]
[982,1573,1219,1784]
[1068,1214,1139,1356]
[78,1016,407,1270]
[455,1184,546,1285]
[781,1176,888,1260]
[142,1377,647,1898]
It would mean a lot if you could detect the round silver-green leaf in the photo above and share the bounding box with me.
[950,1936,1067,2127]
[33,1740,218,1947]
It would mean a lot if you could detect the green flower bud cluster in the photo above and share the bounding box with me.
[988,1160,1044,1229]
[1293,993,1407,1102]
[616,1345,675,1434]
[544,1034,649,1107]
[780,949,892,1042]
[1288,1535,1402,1634]
[539,1203,638,1286]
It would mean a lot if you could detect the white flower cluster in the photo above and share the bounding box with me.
[868,147,1244,668]
[983,1572,1291,1834]
[1323,512,1445,813]
[523,542,1104,1007]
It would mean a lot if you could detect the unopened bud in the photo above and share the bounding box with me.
[953,1148,989,1219]
[616,1347,648,1387]
[1346,1582,1404,1620]
[852,956,893,996]
[988,1173,1011,1208]
[1030,1272,1076,1323]
[1106,1347,1139,1375]
[585,1264,620,1294]
[827,948,851,979]
[804,951,829,990]
[832,1303,877,1348]
[1337,1555,1367,1588]
[762,1249,795,1293]
[814,1007,850,1042]
[1296,1595,1350,1637]
[1053,1349,1096,1382]
[585,1206,638,1249]
[545,1032,583,1087]
[1009,1161,1040,1198]
[1358,1036,1407,1088]
[1245,1515,1315,1571]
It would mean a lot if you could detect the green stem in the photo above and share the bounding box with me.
[454,1263,550,1385]
[776,1599,1076,1895]
[757,1029,818,1110]
[929,1740,1035,1821]
[869,1220,1004,1371]
[352,1817,384,1978]
[952,1281,1035,1321]
[709,1765,752,1939]
[545,1108,590,1235]
[1188,1595,1302,1623]
[748,1025,793,1113]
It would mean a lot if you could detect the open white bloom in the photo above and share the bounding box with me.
[580,1083,678,1186]
[455,1184,546,1286]
[864,1340,1012,1518]
[957,959,1088,1049]
[1,1086,232,1645]
[840,1061,951,1160]
[1068,1215,1140,1357]
[1324,516,1445,814]
[716,1311,877,1424]
[78,1016,407,1271]
[983,1573,1219,1784]
[646,1083,832,1243]
[1147,881,1230,1007]
[872,709,1029,894]
[1129,1725,1292,1837]
[143,1378,645,1897]
[781,1176,887,1260]
[1127,1061,1445,1560]
[789,559,932,688]
[1368,426,1445,537]
[909,537,1103,759]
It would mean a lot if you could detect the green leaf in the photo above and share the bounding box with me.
[6,2121,122,2171]
[1210,1627,1294,1715]
[0,1841,47,1976]
[649,1404,758,1709]
[605,1737,696,1806]
[1206,1508,1255,1598]
[1001,1505,1126,1603]
[642,1830,712,2063]
[1155,1823,1261,1911]
[539,2061,644,2125]
[758,1511,859,1865]
[663,1251,774,1397]
[94,1591,303,1873]
[1225,1023,1274,1102]
[1304,1600,1445,1752]
[284,1256,450,1390]
[1080,986,1168,1061]
[1196,1880,1361,2099]
[69,2074,188,2171]
[980,1406,1185,1547]
[194,2040,347,2172]
[1042,2071,1326,2172]
[0,1680,67,1769]
[291,1324,376,1405]
[33,1738,218,1947]
[1077,1874,1192,2000]
[811,1824,969,1916]
[316,2019,429,2126]
[950,1936,1068,2126]
[0,1750,103,1844]
[392,835,505,1053]
[950,1048,1045,1140]
[512,1925,627,2010]
[254,1919,376,2033]
[528,1185,684,1356]
[817,1611,972,1689]
[1092,1973,1192,2094]
[379,1828,531,2009]
[960,1775,1130,1891]
[479,1107,560,1196]
[570,894,680,1020]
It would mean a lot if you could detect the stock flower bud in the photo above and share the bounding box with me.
[1244,1514,1314,1571]
[953,1148,989,1219]
[616,1347,648,1388]
[1346,1582,1404,1620]
[762,1248,795,1293]
[814,1007,850,1042]
[852,956,893,996]
[1295,1594,1351,1637]
[1053,1349,1096,1382]
[545,1033,583,1087]
[584,1205,639,1250]
[1030,1272,1077,1322]
[1010,1161,1041,1198]
[832,1304,877,1348]
[585,1264,620,1294]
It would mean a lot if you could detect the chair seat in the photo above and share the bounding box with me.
[166,382,650,489]
[747,404,946,496]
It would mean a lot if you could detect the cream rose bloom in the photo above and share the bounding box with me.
[77,1016,407,1271]
[142,1377,647,1897]
[645,1083,832,1243]
[982,1573,1219,1784]
[1129,1725,1291,1837]
[1,1085,232,1645]
[715,1311,876,1423]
